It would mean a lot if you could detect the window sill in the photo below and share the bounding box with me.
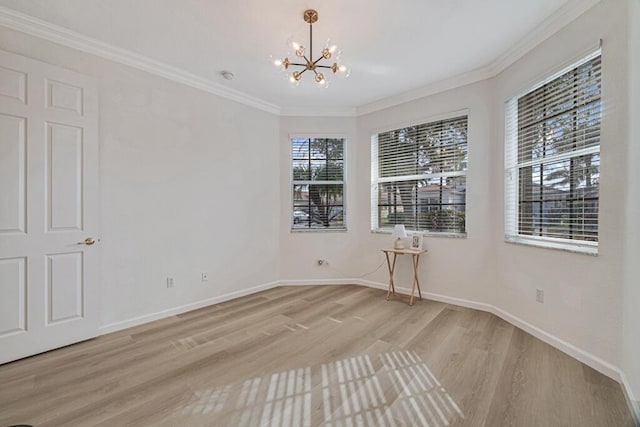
[372,229,467,239]
[291,228,348,233]
[504,235,598,256]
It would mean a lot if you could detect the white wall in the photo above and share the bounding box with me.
[0,27,281,328]
[355,82,496,303]
[623,0,640,412]
[492,0,628,370]
[279,81,496,304]
[279,117,359,282]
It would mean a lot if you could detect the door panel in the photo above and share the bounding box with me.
[46,79,83,115]
[0,65,26,103]
[0,50,99,364]
[0,257,26,336]
[0,113,26,234]
[46,122,84,232]
[46,252,84,324]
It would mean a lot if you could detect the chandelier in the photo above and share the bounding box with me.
[272,9,350,87]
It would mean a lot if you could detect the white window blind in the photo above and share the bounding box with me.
[372,115,468,235]
[292,138,346,230]
[504,50,601,254]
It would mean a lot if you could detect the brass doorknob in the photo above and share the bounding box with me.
[77,237,96,245]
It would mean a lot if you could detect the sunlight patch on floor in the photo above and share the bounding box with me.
[177,350,464,426]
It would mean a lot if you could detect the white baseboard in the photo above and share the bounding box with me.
[422,290,495,313]
[620,371,640,426]
[490,305,622,381]
[279,279,359,287]
[97,278,638,422]
[357,278,416,295]
[98,280,280,335]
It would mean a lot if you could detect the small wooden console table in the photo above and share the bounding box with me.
[381,248,427,306]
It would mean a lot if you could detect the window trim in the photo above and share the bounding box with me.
[290,134,348,232]
[503,49,602,255]
[371,110,469,237]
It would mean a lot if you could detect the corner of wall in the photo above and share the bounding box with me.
[622,0,640,414]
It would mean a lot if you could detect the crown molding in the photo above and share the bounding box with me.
[356,0,601,116]
[0,0,600,118]
[280,106,358,117]
[0,6,281,115]
[487,0,601,76]
[356,66,494,116]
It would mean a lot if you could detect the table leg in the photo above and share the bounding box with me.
[414,254,422,300]
[384,252,397,300]
[410,253,422,306]
[391,253,397,294]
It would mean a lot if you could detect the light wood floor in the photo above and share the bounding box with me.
[0,285,633,426]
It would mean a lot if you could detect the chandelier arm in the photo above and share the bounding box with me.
[312,56,327,66]
[315,65,333,69]
[289,62,308,67]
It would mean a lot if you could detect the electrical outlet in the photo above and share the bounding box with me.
[201,272,208,282]
[166,277,175,288]
[536,288,544,303]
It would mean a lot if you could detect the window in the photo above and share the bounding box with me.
[291,137,345,230]
[504,51,601,254]
[371,115,468,235]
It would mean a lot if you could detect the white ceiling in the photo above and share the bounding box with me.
[0,0,596,115]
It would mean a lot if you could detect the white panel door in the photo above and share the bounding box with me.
[0,50,99,364]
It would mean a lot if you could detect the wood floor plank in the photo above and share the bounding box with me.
[0,285,633,426]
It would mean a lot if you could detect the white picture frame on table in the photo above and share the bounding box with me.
[409,232,423,251]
